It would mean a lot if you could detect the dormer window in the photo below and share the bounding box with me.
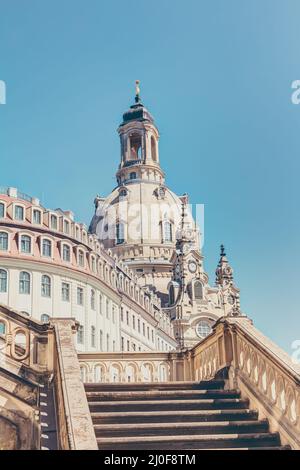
[15,205,24,221]
[129,172,137,180]
[33,209,42,225]
[78,250,85,267]
[50,214,58,230]
[20,235,32,254]
[64,220,70,234]
[62,244,71,262]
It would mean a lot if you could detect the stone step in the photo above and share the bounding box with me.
[96,432,281,450]
[86,389,240,402]
[93,419,269,437]
[84,379,225,392]
[91,408,259,425]
[88,397,249,413]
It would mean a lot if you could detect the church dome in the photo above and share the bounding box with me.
[89,83,199,303]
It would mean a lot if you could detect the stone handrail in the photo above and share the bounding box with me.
[189,316,300,449]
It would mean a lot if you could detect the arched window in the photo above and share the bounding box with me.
[0,321,6,335]
[129,133,142,160]
[151,135,157,162]
[106,333,110,351]
[194,281,203,300]
[196,320,212,339]
[99,330,103,351]
[119,189,127,199]
[0,269,7,293]
[41,275,51,297]
[169,285,175,305]
[77,325,84,344]
[129,172,137,180]
[20,235,31,253]
[78,250,84,267]
[0,232,8,251]
[91,326,96,348]
[42,239,52,257]
[33,209,41,224]
[62,244,71,262]
[19,271,30,294]
[91,289,95,310]
[41,314,50,323]
[14,205,24,220]
[163,221,172,242]
[116,222,125,244]
[50,214,57,230]
[0,203,5,218]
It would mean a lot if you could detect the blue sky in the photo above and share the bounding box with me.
[1,0,300,354]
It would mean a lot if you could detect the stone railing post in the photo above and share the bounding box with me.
[51,319,97,450]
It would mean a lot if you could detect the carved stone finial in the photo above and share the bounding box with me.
[135,80,141,103]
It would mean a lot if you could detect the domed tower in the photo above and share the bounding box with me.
[90,82,199,305]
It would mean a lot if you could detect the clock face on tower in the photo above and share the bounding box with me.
[188,260,197,273]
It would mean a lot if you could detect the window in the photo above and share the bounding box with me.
[169,285,175,305]
[138,318,140,333]
[33,209,41,224]
[42,239,52,257]
[78,250,84,267]
[91,326,96,348]
[163,220,172,242]
[91,257,96,272]
[151,330,154,342]
[106,299,109,319]
[126,311,129,325]
[99,295,103,315]
[106,333,109,351]
[119,189,127,199]
[129,172,137,180]
[0,203,5,218]
[142,323,145,336]
[121,336,124,351]
[77,287,84,305]
[78,325,84,344]
[147,326,150,340]
[15,205,24,221]
[62,244,71,262]
[99,330,103,351]
[91,289,95,310]
[0,232,8,251]
[0,269,7,293]
[113,340,116,352]
[62,282,70,302]
[116,222,125,244]
[64,220,70,234]
[50,214,57,230]
[112,305,116,323]
[127,340,130,351]
[196,320,212,338]
[20,235,31,254]
[41,314,50,323]
[132,315,135,329]
[151,135,157,161]
[194,281,203,300]
[19,271,30,294]
[41,275,51,297]
[0,321,6,335]
[120,307,124,322]
[132,343,136,351]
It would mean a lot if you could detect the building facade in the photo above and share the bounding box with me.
[0,187,176,353]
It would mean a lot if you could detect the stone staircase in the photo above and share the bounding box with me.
[84,379,290,450]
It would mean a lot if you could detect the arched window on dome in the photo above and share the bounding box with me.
[129,172,137,180]
[129,133,142,160]
[151,135,157,162]
[194,280,203,300]
[116,222,125,245]
[163,220,172,243]
[169,284,175,306]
